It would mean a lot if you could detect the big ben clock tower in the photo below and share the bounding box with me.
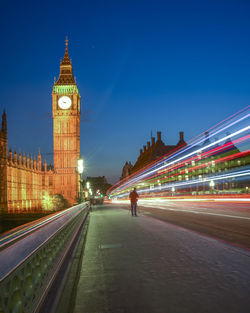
[52,38,81,205]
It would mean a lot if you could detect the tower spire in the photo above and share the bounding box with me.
[2,108,7,134]
[61,36,71,66]
[54,37,76,85]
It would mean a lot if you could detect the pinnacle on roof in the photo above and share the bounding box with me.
[61,36,71,66]
[54,37,76,85]
[1,108,7,133]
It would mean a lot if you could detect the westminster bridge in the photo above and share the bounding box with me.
[1,199,250,313]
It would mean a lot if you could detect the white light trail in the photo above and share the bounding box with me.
[113,125,250,193]
[115,169,250,199]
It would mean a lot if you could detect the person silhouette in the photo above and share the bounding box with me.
[129,187,139,216]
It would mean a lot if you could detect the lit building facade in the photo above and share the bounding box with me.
[52,38,81,205]
[120,131,186,179]
[0,39,81,213]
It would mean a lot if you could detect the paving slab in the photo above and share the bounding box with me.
[73,205,250,313]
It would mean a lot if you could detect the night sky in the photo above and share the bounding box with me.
[1,0,250,184]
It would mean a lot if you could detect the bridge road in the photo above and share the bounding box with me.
[72,205,250,313]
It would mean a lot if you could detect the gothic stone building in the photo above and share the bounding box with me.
[0,40,81,213]
[121,131,186,178]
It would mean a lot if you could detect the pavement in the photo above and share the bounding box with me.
[72,204,250,313]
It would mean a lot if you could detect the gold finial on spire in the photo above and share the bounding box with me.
[65,36,68,47]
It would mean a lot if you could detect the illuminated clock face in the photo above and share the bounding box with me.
[58,96,72,109]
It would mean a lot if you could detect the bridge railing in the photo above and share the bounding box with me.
[0,202,90,313]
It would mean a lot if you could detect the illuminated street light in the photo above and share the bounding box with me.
[171,186,176,197]
[77,158,84,174]
[86,182,90,189]
[209,180,215,195]
[77,158,84,203]
[209,180,215,188]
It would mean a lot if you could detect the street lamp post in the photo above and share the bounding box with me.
[86,181,91,201]
[77,158,84,203]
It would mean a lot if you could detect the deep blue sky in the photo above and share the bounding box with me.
[1,0,250,184]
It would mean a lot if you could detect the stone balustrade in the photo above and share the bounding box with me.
[0,202,89,313]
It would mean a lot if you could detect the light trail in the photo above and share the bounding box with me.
[148,149,249,185]
[114,169,250,199]
[134,114,248,180]
[111,197,250,205]
[109,106,250,195]
[116,125,249,191]
[109,107,250,201]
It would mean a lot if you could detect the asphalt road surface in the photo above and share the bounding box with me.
[125,200,250,249]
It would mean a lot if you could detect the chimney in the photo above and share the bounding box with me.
[140,149,143,156]
[147,141,150,149]
[179,131,184,141]
[143,145,146,153]
[157,131,161,141]
[151,137,155,145]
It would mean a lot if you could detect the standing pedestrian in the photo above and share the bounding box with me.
[129,187,139,216]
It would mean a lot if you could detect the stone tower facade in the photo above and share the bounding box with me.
[52,38,81,205]
[0,39,81,213]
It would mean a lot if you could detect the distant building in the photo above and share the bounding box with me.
[85,176,112,196]
[120,162,133,180]
[121,131,186,178]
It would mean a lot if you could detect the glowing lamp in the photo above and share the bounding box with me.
[77,158,84,174]
[209,180,215,188]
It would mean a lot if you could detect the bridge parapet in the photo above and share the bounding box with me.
[0,202,89,313]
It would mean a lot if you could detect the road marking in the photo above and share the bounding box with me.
[100,243,122,249]
[141,205,250,221]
